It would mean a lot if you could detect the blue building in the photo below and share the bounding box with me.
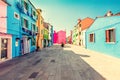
[51,26,54,46]
[7,0,21,58]
[48,24,54,47]
[18,0,38,54]
[6,0,38,57]
[86,15,120,58]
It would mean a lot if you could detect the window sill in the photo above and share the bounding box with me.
[106,42,116,44]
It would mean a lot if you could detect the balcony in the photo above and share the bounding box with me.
[22,27,32,35]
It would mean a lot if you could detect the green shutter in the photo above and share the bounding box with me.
[21,17,23,27]
[26,20,28,28]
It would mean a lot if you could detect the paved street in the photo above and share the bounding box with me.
[0,45,105,80]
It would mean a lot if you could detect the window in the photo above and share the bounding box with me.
[105,29,115,42]
[89,33,95,42]
[24,1,28,11]
[41,30,44,34]
[79,32,81,35]
[23,19,28,28]
[32,24,36,32]
[31,37,36,46]
[41,20,43,24]
[32,10,36,16]
[14,12,19,19]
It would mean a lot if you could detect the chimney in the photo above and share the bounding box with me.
[105,11,113,17]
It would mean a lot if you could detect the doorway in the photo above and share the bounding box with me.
[1,38,8,60]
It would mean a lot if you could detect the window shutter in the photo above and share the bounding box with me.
[93,33,95,42]
[26,20,28,28]
[21,17,23,27]
[113,29,116,42]
[106,30,109,42]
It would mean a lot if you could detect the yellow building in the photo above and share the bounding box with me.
[36,9,44,49]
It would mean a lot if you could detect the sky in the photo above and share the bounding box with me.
[30,0,120,36]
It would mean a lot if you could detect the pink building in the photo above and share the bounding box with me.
[0,0,12,62]
[53,30,66,44]
[53,31,58,43]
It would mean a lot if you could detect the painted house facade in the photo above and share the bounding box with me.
[48,24,54,46]
[6,0,38,56]
[6,0,22,58]
[57,30,66,44]
[67,30,72,44]
[20,0,38,54]
[53,31,58,44]
[72,26,79,45]
[0,0,12,61]
[43,22,49,47]
[51,26,54,45]
[86,16,120,58]
[80,17,94,47]
[36,9,44,49]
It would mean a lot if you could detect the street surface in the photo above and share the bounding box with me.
[0,45,105,80]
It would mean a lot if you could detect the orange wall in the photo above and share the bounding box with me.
[36,9,44,49]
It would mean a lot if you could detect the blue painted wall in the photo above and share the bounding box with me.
[51,26,54,45]
[7,0,21,58]
[20,0,37,52]
[6,0,38,58]
[86,16,120,58]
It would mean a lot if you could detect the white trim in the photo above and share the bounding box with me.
[106,42,115,44]
[106,27,115,30]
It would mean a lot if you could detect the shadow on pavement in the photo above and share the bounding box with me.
[76,54,90,57]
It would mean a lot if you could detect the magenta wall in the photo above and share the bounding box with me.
[57,30,66,44]
[0,1,7,33]
[53,31,58,43]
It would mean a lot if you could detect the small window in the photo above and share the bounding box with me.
[32,24,36,32]
[14,12,19,19]
[24,1,28,10]
[105,29,115,42]
[32,10,36,16]
[23,19,28,28]
[31,37,36,46]
[89,33,95,42]
[41,20,43,24]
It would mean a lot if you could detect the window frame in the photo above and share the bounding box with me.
[24,1,28,11]
[105,28,116,43]
[14,12,19,20]
[89,33,95,42]
[23,18,28,29]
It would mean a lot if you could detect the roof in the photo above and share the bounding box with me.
[87,16,120,33]
[115,12,120,16]
[81,17,94,30]
[1,0,11,6]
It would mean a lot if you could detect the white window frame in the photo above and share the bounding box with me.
[14,12,19,20]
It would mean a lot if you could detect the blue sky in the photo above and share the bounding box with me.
[30,0,120,36]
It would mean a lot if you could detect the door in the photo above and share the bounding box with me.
[1,38,8,60]
[22,36,30,54]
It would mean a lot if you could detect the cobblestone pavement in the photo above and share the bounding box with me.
[0,45,105,80]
